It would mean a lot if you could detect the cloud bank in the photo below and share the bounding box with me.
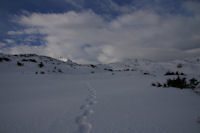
[1,1,200,64]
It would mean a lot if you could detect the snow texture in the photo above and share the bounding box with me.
[0,53,200,133]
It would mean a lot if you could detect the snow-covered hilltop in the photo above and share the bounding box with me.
[1,53,200,77]
[108,57,200,76]
[0,53,104,74]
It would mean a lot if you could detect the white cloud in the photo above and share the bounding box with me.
[4,39,15,44]
[184,1,200,14]
[2,2,200,64]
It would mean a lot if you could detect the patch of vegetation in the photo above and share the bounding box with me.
[0,57,11,62]
[90,64,97,68]
[165,71,185,76]
[17,61,24,66]
[152,82,162,87]
[143,72,149,75]
[91,71,95,74]
[166,76,187,89]
[19,54,37,57]
[104,68,113,72]
[189,78,199,89]
[40,71,45,74]
[152,76,200,90]
[38,62,44,68]
[22,59,37,63]
[58,69,63,73]
[177,63,183,68]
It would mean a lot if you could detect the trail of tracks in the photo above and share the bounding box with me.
[75,82,98,133]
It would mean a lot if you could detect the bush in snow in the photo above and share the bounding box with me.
[124,69,130,71]
[166,76,187,89]
[152,83,156,86]
[58,69,63,73]
[38,62,44,68]
[189,78,199,89]
[104,68,113,72]
[0,57,11,62]
[177,63,183,68]
[90,64,97,68]
[152,76,200,90]
[17,61,24,66]
[22,59,37,63]
[91,71,95,74]
[165,71,185,76]
[143,72,149,75]
[40,71,45,74]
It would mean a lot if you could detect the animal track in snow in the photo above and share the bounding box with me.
[75,82,98,133]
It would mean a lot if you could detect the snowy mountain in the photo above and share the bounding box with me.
[0,53,106,75]
[1,53,200,133]
[1,53,200,76]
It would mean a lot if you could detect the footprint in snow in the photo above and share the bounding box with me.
[75,82,98,133]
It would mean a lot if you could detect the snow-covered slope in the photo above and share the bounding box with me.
[1,53,200,76]
[0,53,200,133]
[107,57,200,76]
[0,53,106,75]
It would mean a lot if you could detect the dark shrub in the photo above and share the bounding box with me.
[177,63,183,68]
[175,71,179,75]
[165,71,185,76]
[91,71,95,74]
[167,76,187,89]
[38,62,44,68]
[165,71,175,75]
[40,71,45,74]
[157,83,162,87]
[29,59,37,63]
[143,72,149,75]
[17,61,24,66]
[3,57,10,61]
[90,64,96,68]
[189,78,199,89]
[58,69,63,73]
[22,59,28,62]
[152,83,156,86]
[104,68,113,71]
[0,57,11,62]
[163,83,167,87]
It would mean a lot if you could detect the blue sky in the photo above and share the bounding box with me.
[0,0,200,63]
